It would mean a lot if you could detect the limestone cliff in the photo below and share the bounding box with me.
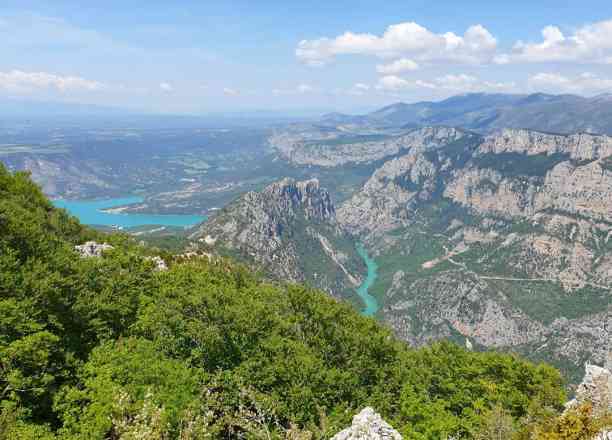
[191,178,363,299]
[270,126,468,168]
[336,128,612,380]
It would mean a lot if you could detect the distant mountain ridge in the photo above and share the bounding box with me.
[320,92,612,135]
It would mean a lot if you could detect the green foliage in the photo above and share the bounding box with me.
[0,164,571,438]
[520,404,612,440]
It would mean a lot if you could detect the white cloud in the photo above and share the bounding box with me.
[272,83,316,95]
[528,72,612,94]
[223,87,239,96]
[296,22,497,66]
[376,73,515,93]
[498,19,612,64]
[159,82,173,92]
[376,75,413,91]
[0,70,105,93]
[348,82,371,96]
[376,58,419,74]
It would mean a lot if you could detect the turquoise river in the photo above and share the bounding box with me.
[52,197,205,229]
[355,243,380,316]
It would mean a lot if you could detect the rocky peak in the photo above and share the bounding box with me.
[331,407,402,440]
[256,177,334,221]
[190,177,362,298]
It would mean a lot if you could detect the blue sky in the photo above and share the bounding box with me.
[1,0,612,114]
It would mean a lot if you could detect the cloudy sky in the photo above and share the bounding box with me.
[2,0,612,114]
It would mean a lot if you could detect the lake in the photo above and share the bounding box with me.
[52,196,205,228]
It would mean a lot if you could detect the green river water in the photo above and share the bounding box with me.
[355,243,380,316]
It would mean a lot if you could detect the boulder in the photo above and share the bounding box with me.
[331,407,402,440]
[74,241,114,258]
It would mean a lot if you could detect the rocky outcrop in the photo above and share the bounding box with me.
[566,362,612,413]
[565,357,612,440]
[75,241,114,258]
[191,178,363,299]
[331,408,402,440]
[146,256,168,272]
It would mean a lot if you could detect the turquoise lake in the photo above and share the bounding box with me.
[52,197,205,228]
[355,243,380,316]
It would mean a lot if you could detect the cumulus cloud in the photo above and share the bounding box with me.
[376,58,419,74]
[0,70,105,93]
[528,72,612,94]
[376,73,515,93]
[296,22,497,66]
[497,19,612,64]
[159,82,173,92]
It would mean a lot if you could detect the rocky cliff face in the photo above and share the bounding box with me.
[191,178,363,299]
[336,128,612,380]
[270,126,468,168]
[478,129,612,161]
[338,130,481,235]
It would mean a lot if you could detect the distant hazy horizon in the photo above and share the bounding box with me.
[1,0,612,114]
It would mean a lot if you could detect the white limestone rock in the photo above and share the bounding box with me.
[74,241,114,258]
[146,256,168,271]
[331,407,402,440]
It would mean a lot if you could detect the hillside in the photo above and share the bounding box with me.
[190,177,365,301]
[253,125,612,383]
[3,163,589,439]
[338,128,612,382]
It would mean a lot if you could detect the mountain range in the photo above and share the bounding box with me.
[320,93,612,135]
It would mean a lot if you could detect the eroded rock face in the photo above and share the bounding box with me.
[74,241,114,258]
[338,130,481,236]
[271,126,467,168]
[191,178,362,298]
[336,128,612,378]
[331,408,402,440]
[478,129,612,161]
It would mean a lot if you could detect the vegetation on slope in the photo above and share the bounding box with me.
[0,164,608,439]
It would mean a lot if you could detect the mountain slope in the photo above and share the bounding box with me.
[0,163,572,439]
[190,177,364,300]
[338,128,612,381]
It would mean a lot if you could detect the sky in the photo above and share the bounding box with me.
[1,0,612,114]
